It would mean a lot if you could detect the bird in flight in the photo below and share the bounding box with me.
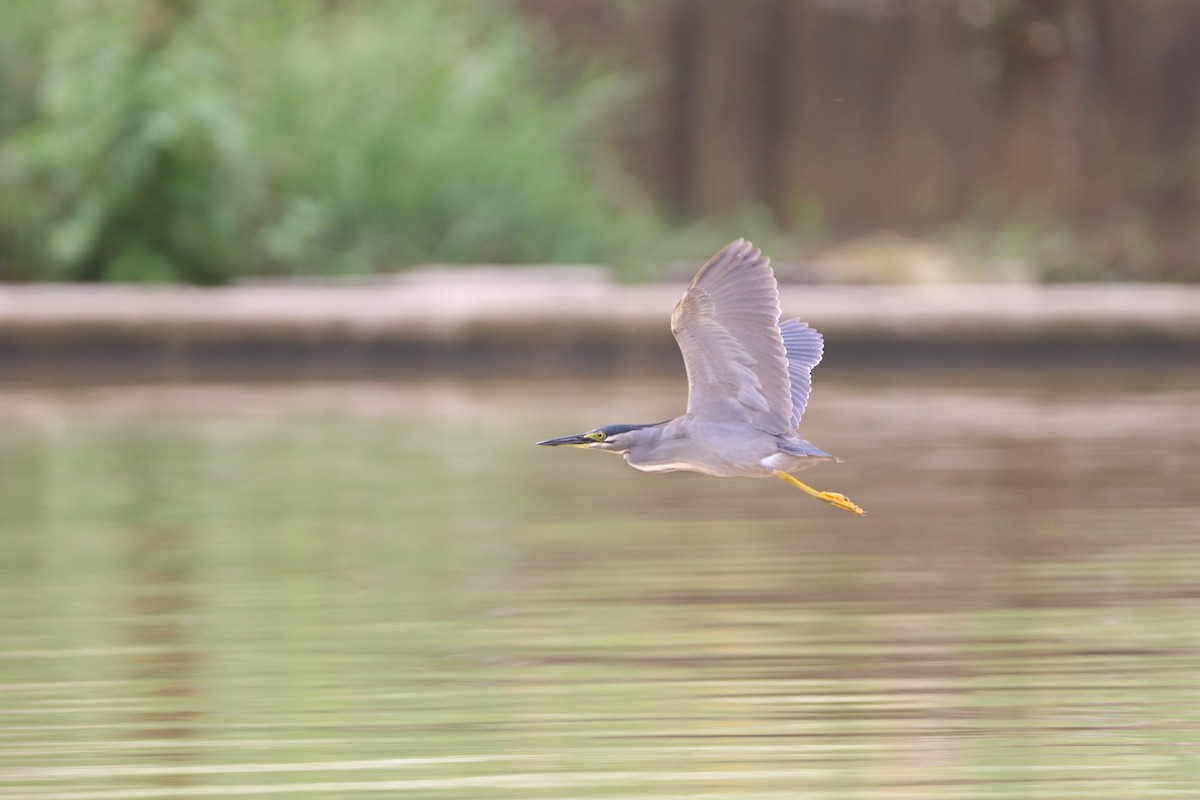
[538,239,865,515]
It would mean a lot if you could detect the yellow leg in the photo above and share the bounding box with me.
[773,471,866,516]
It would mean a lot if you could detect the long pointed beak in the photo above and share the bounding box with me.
[536,433,591,447]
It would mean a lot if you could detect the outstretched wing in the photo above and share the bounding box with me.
[670,239,793,433]
[779,318,823,429]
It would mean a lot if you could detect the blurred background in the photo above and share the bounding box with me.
[2,3,1199,799]
[1,0,1197,284]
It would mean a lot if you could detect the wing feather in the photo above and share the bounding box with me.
[670,240,793,432]
[779,318,824,428]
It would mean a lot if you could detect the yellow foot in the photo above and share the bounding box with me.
[813,490,866,516]
[773,471,866,516]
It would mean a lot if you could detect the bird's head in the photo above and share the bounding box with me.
[536,422,659,454]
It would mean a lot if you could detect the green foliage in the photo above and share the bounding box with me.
[0,1,660,283]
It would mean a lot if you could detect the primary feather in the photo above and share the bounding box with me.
[670,239,795,434]
[779,318,823,429]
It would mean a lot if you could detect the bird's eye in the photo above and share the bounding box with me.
[586,431,606,442]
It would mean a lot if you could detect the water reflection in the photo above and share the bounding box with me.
[1,370,1198,798]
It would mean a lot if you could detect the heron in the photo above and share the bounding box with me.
[537,239,865,515]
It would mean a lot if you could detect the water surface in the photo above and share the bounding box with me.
[1,369,1198,798]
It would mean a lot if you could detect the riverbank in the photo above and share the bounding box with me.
[2,275,1197,381]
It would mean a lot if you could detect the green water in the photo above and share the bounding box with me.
[1,371,1198,799]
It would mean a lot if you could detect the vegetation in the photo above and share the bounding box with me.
[0,2,1187,284]
[0,1,660,283]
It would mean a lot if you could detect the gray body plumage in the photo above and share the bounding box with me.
[620,419,835,477]
[538,238,839,478]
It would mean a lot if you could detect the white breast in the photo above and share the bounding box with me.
[624,454,722,475]
[625,459,691,473]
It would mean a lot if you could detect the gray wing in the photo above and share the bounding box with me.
[670,239,793,433]
[779,318,823,429]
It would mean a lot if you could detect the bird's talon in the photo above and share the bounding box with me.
[819,491,866,516]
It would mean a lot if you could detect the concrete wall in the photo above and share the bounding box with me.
[2,277,1197,382]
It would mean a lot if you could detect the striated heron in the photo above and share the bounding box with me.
[537,239,865,515]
